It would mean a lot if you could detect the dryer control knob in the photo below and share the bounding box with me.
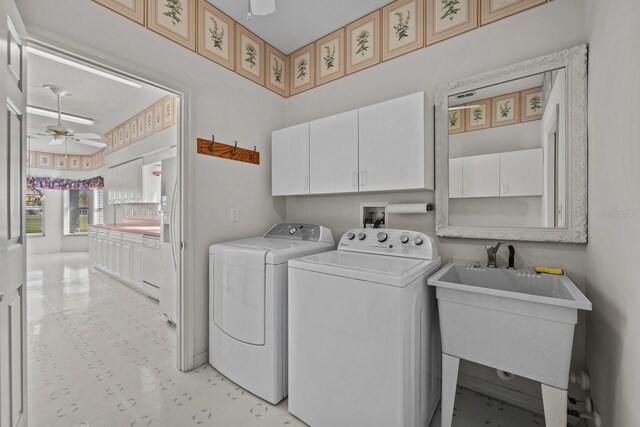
[414,236,424,246]
[377,232,388,242]
[347,232,355,240]
[357,232,366,240]
[400,235,409,244]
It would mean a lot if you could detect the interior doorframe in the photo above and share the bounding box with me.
[24,30,195,372]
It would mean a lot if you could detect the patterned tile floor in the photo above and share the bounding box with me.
[27,252,546,427]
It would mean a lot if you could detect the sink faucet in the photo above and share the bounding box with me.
[486,242,503,268]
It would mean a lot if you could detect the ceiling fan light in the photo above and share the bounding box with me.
[249,0,275,16]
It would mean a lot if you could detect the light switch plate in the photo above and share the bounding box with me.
[230,208,239,222]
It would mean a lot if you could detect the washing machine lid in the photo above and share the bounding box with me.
[289,251,441,287]
[210,237,334,264]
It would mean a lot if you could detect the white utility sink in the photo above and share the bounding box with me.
[428,263,592,427]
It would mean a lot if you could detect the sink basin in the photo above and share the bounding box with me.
[428,263,592,426]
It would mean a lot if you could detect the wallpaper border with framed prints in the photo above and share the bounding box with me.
[29,149,105,171]
[94,0,550,98]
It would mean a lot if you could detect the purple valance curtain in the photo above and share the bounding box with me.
[27,176,104,190]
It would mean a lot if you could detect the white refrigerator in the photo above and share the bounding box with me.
[159,156,178,324]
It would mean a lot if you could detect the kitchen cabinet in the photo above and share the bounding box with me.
[271,92,429,196]
[309,110,359,194]
[358,92,427,192]
[108,158,157,204]
[462,153,500,198]
[449,158,464,198]
[272,122,310,196]
[499,148,543,197]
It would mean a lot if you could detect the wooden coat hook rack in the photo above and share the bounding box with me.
[197,135,260,165]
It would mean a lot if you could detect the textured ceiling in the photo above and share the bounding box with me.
[208,0,394,54]
[27,51,168,155]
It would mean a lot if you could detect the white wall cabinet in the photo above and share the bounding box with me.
[272,122,310,196]
[309,110,359,194]
[450,148,543,199]
[272,92,429,196]
[499,148,543,197]
[108,158,159,204]
[358,92,427,192]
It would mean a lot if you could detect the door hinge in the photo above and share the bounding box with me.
[180,241,185,250]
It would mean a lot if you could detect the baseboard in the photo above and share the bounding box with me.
[458,372,544,415]
[193,350,209,369]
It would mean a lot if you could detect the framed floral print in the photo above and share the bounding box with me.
[520,87,543,122]
[82,156,93,171]
[37,152,52,169]
[117,125,125,148]
[465,99,491,131]
[480,0,546,25]
[315,29,345,86]
[124,122,131,145]
[54,155,68,170]
[426,0,478,46]
[491,92,520,127]
[235,25,265,86]
[448,109,465,134]
[145,108,154,135]
[137,113,146,140]
[93,0,145,25]
[163,96,176,128]
[290,43,315,96]
[68,155,82,171]
[130,117,138,142]
[265,44,289,97]
[106,131,113,153]
[147,0,196,51]
[197,0,235,71]
[154,101,163,132]
[382,0,424,62]
[346,11,381,75]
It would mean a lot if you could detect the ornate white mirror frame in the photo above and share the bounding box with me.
[434,44,588,243]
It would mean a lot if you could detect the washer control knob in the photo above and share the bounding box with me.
[289,227,297,234]
[357,232,366,240]
[376,232,388,242]
[414,236,424,246]
[347,232,355,240]
[400,235,410,244]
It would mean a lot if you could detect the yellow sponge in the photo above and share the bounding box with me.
[535,267,564,275]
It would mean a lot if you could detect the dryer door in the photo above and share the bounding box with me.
[213,245,268,345]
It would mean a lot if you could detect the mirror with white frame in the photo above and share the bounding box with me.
[435,45,587,243]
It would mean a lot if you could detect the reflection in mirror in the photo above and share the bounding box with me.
[447,69,566,229]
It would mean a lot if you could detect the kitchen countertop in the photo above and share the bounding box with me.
[90,224,161,238]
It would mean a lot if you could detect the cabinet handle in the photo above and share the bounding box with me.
[360,171,367,187]
[352,172,358,188]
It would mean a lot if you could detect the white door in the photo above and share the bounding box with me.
[462,153,500,198]
[448,158,463,198]
[272,123,310,196]
[358,92,425,192]
[500,148,543,197]
[0,2,27,426]
[309,110,359,194]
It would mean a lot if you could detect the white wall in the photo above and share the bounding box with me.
[585,0,640,425]
[27,167,102,255]
[18,0,286,364]
[284,0,587,407]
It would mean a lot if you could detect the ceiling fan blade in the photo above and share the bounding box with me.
[72,132,101,140]
[74,138,106,148]
[48,136,64,145]
[250,0,275,15]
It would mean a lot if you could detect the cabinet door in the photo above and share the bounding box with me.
[132,244,142,285]
[358,92,425,192]
[462,153,500,198]
[120,242,132,283]
[272,123,310,196]
[449,158,464,198]
[500,148,543,197]
[106,240,114,272]
[133,158,143,202]
[113,240,122,277]
[309,110,359,194]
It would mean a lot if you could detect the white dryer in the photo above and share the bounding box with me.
[288,229,442,427]
[209,224,334,404]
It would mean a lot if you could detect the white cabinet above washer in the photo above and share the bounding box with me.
[272,123,310,196]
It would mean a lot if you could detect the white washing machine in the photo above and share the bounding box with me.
[209,223,334,404]
[288,229,442,427]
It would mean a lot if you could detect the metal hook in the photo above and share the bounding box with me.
[232,141,238,156]
[211,134,215,142]
[251,146,257,159]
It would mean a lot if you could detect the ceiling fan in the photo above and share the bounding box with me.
[29,85,106,148]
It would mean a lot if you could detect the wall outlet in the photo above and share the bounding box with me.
[230,208,239,222]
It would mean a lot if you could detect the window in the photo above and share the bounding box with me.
[26,189,44,236]
[64,189,90,235]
